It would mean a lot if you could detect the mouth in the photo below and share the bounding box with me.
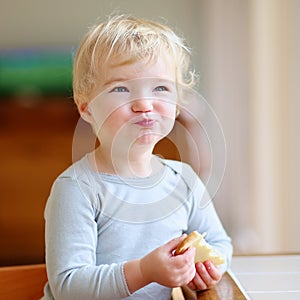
[134,116,156,127]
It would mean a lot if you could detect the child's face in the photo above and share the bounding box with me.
[86,54,177,152]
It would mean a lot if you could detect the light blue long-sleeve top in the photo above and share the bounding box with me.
[42,155,232,300]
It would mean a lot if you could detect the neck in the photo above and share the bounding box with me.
[91,146,159,177]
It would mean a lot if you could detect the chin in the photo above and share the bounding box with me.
[135,133,161,146]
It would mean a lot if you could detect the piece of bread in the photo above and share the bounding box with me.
[175,231,225,265]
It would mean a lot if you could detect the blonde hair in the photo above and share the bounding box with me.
[73,15,196,102]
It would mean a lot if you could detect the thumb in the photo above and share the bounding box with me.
[165,234,187,253]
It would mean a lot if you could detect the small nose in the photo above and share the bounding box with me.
[131,98,153,113]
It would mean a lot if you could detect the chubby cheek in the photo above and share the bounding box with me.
[157,103,177,134]
[157,101,177,120]
[97,109,131,137]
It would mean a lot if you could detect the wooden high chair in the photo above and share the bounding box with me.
[0,264,47,300]
[0,264,245,300]
[0,264,190,300]
[0,264,187,300]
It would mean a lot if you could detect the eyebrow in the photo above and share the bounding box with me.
[102,77,175,90]
[103,77,128,88]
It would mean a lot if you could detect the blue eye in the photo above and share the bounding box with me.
[110,86,129,93]
[154,86,168,92]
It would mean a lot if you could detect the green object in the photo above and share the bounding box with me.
[0,47,73,97]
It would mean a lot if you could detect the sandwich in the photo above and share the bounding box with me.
[175,231,225,265]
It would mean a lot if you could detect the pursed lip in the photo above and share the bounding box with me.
[133,115,157,127]
[134,118,155,127]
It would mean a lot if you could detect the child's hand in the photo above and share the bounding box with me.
[186,260,222,291]
[140,235,196,288]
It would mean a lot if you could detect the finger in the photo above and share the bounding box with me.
[176,246,195,265]
[187,281,196,291]
[172,246,195,271]
[183,245,195,259]
[167,234,187,253]
[195,262,214,287]
[191,269,207,290]
[203,261,222,282]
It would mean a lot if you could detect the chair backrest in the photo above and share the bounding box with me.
[0,264,47,300]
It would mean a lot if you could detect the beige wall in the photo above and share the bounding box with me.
[249,0,292,252]
[193,0,300,253]
[195,0,300,253]
[0,0,196,48]
[1,0,299,254]
[286,0,300,252]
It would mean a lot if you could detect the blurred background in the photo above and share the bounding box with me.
[0,0,299,266]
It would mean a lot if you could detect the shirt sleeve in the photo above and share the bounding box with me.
[186,176,233,273]
[44,176,131,300]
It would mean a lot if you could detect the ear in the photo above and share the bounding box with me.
[78,102,94,124]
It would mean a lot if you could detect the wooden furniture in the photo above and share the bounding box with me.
[0,99,78,266]
[0,263,247,300]
[172,272,247,300]
[0,98,206,267]
[0,100,180,266]
[0,264,47,300]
